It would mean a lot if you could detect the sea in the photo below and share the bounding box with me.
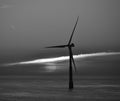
[0,75,120,101]
[0,53,120,101]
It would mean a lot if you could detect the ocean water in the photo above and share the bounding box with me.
[0,54,120,100]
[0,75,120,101]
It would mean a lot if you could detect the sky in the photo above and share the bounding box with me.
[0,0,120,64]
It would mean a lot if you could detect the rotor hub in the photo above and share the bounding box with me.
[70,43,75,47]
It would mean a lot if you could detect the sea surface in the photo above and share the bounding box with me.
[0,75,120,101]
[0,54,120,100]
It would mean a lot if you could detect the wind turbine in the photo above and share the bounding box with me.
[46,16,79,90]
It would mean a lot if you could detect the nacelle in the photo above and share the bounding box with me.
[70,43,75,47]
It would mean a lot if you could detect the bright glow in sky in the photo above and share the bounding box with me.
[1,51,120,73]
[5,52,120,66]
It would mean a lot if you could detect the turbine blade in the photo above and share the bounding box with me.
[68,16,79,45]
[45,45,68,48]
[70,49,77,72]
[69,48,77,72]
[71,56,77,72]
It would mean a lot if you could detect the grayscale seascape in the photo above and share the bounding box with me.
[0,0,120,101]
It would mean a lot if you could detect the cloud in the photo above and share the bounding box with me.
[3,52,120,66]
[10,25,15,30]
[0,4,12,9]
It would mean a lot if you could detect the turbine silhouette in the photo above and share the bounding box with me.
[46,16,79,90]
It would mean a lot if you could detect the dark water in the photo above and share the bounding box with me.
[0,76,120,101]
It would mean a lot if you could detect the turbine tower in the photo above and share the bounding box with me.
[46,16,79,90]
